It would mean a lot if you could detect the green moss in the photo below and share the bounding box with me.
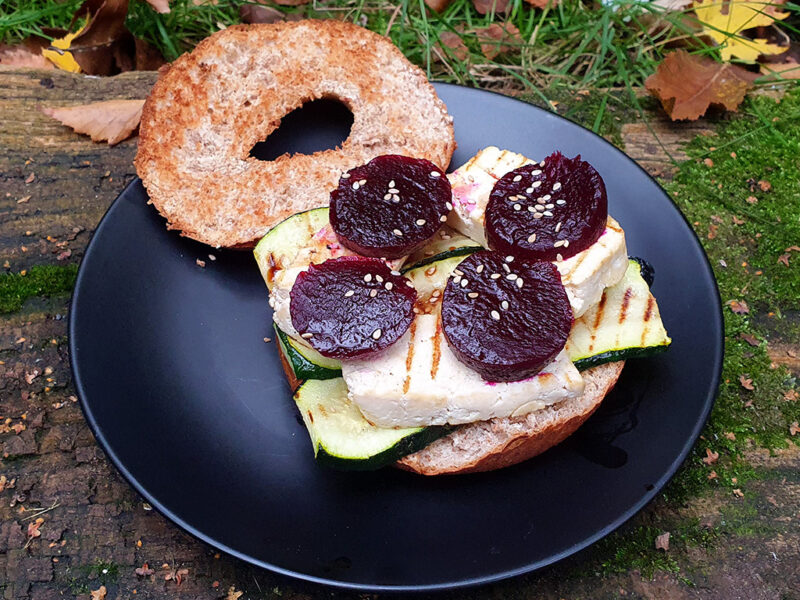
[0,264,78,314]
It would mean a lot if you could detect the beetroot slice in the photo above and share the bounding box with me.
[330,155,451,259]
[290,256,416,359]
[485,152,607,261]
[441,251,572,382]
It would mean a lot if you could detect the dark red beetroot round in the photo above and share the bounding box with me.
[441,251,572,382]
[290,256,416,359]
[329,155,451,259]
[484,152,607,261]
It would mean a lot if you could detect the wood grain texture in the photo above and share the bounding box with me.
[1,69,799,600]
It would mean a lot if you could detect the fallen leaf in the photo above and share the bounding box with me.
[524,0,557,7]
[425,0,455,10]
[704,157,714,167]
[739,332,760,346]
[227,587,244,600]
[702,448,719,465]
[785,389,798,402]
[165,567,189,585]
[760,59,800,79]
[708,470,718,479]
[472,0,510,15]
[739,375,755,390]
[790,421,800,436]
[25,173,35,184]
[758,179,772,192]
[724,431,736,440]
[732,215,745,225]
[728,299,750,314]
[707,223,718,239]
[778,253,790,266]
[0,44,55,70]
[272,0,310,5]
[43,24,87,72]
[27,518,44,539]
[144,0,170,13]
[787,246,800,253]
[645,50,757,121]
[732,488,744,497]
[43,99,144,145]
[438,32,469,62]
[240,4,285,23]
[693,0,789,62]
[90,586,107,600]
[745,195,758,204]
[655,531,670,551]
[476,23,522,60]
[135,562,154,576]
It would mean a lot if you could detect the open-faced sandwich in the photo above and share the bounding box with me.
[254,147,671,475]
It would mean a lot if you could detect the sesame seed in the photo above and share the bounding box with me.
[392,195,400,203]
[352,182,360,190]
[372,329,382,340]
[426,266,437,275]
[476,264,484,273]
[416,219,427,226]
[445,201,453,211]
[502,263,511,273]
[556,199,566,205]
[532,181,542,188]
[364,274,372,282]
[388,188,400,194]
[490,273,501,279]
[528,233,537,243]
[546,203,554,209]
[391,270,401,276]
[460,278,468,288]
[429,296,438,304]
[344,290,355,297]
[526,187,534,194]
[506,256,514,262]
[554,240,566,248]
[376,275,384,282]
[514,204,521,211]
[516,278,523,289]
[563,240,570,247]
[553,182,562,191]
[539,160,546,167]
[388,180,396,188]
[454,269,464,276]
[370,289,378,297]
[555,222,562,233]
[491,310,501,320]
[501,300,509,310]
[543,194,551,201]
[535,205,545,212]
[406,280,414,287]
[413,307,421,314]
[301,332,314,339]
[513,175,522,182]
[359,179,367,185]
[543,211,553,217]
[393,229,403,236]
[440,215,448,222]
[507,273,518,280]
[532,169,542,176]
[430,171,441,178]
[385,282,393,290]
[341,173,350,178]
[556,253,563,262]
[468,292,479,298]
[528,206,537,213]
[384,193,392,201]
[453,275,462,284]
[432,289,441,297]
[533,213,543,219]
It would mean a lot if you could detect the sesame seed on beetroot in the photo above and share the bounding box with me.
[441,251,572,382]
[484,151,607,261]
[329,155,451,259]
[289,256,416,359]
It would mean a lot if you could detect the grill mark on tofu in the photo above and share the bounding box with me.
[403,320,417,394]
[431,317,443,380]
[619,287,633,324]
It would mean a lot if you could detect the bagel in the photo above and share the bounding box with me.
[396,361,624,475]
[135,20,457,248]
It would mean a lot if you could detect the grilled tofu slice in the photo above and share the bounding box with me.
[341,313,585,428]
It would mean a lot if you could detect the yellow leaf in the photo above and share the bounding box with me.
[41,21,88,73]
[693,0,789,62]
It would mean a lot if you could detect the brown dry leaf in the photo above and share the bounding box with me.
[728,299,750,314]
[759,180,772,192]
[707,223,718,239]
[702,448,719,465]
[425,0,455,11]
[43,99,144,145]
[272,0,310,5]
[144,0,170,12]
[655,532,670,551]
[746,195,758,204]
[760,59,800,79]
[27,518,44,539]
[787,246,800,253]
[732,215,745,225]
[524,0,557,8]
[739,375,755,390]
[0,44,55,70]
[724,431,736,440]
[732,488,744,498]
[778,253,790,266]
[90,586,107,600]
[708,470,718,480]
[240,4,285,23]
[739,332,760,346]
[790,422,800,436]
[476,23,522,60]
[645,50,758,121]
[164,567,189,585]
[135,562,154,576]
[439,32,469,62]
[227,587,244,600]
[785,389,798,402]
[472,0,510,15]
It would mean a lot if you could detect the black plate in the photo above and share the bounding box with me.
[70,83,722,592]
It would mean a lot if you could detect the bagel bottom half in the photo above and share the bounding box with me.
[397,361,625,475]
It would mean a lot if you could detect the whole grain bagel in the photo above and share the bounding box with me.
[135,20,456,248]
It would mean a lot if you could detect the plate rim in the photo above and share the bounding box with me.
[69,81,724,592]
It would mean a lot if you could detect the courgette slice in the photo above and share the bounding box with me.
[404,254,468,298]
[402,226,481,272]
[275,325,341,381]
[294,378,448,470]
[566,258,671,370]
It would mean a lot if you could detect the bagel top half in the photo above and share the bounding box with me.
[135,20,457,248]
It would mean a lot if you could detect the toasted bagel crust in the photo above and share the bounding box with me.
[397,361,624,475]
[135,21,456,248]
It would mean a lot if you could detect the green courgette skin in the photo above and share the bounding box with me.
[402,246,481,273]
[274,325,341,381]
[314,426,451,471]
[573,344,670,371]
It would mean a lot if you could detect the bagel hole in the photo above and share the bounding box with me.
[249,98,354,162]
